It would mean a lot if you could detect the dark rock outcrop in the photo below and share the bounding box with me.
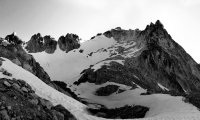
[0,78,76,120]
[52,104,77,120]
[95,85,120,96]
[43,35,57,54]
[87,105,149,119]
[58,33,80,53]
[25,33,57,54]
[103,27,141,42]
[26,33,80,54]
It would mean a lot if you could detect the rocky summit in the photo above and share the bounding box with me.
[1,20,200,120]
[75,20,200,95]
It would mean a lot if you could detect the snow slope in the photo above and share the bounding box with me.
[1,57,200,120]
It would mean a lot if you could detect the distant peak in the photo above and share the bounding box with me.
[155,20,163,26]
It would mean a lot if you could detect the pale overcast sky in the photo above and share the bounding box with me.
[0,0,200,62]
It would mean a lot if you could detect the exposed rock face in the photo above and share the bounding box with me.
[103,27,141,42]
[58,33,80,53]
[26,33,80,54]
[0,78,76,120]
[75,20,200,95]
[95,85,119,96]
[43,35,57,54]
[25,33,57,54]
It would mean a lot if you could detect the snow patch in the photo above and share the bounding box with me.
[158,83,169,91]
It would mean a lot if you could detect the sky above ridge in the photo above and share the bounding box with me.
[0,0,200,62]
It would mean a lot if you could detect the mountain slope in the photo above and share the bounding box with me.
[24,20,200,119]
[29,20,200,94]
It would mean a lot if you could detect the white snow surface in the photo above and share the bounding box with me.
[157,83,169,91]
[1,58,200,120]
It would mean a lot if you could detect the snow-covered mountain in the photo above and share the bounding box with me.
[1,20,200,120]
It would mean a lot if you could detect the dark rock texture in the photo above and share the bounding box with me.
[52,104,77,120]
[95,85,119,96]
[58,33,80,53]
[25,33,57,54]
[43,35,57,54]
[5,33,23,45]
[87,105,149,119]
[0,78,76,120]
[26,33,80,54]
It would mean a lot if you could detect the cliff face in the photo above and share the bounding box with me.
[74,20,200,95]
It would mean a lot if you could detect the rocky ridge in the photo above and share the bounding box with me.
[74,20,200,96]
[25,33,80,54]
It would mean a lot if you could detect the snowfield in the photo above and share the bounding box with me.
[1,58,200,120]
[31,35,118,83]
[30,35,141,83]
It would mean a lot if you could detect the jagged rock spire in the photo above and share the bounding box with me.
[4,32,23,45]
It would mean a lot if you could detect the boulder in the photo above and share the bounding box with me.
[51,110,64,120]
[52,104,77,120]
[3,81,11,87]
[0,110,10,120]
[12,83,21,90]
[12,59,21,66]
[39,99,53,109]
[21,87,28,93]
